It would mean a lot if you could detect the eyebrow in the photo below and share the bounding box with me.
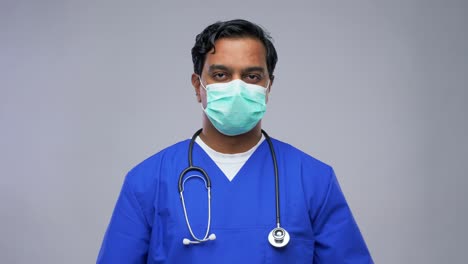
[208,64,266,74]
[208,64,231,73]
[242,66,266,74]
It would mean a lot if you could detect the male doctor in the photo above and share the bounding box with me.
[97,19,373,263]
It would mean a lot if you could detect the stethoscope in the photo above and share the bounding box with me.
[178,129,290,248]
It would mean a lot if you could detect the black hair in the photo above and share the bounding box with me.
[191,19,278,79]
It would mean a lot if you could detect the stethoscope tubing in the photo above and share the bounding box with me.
[261,129,281,227]
[178,129,288,247]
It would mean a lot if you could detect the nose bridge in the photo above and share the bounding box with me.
[232,72,243,80]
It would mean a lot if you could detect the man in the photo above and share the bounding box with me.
[97,19,373,263]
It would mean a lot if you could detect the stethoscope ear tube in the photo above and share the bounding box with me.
[178,166,211,193]
[178,128,207,193]
[179,174,214,245]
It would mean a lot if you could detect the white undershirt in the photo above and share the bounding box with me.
[195,135,265,181]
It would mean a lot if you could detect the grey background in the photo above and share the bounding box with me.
[1,0,467,263]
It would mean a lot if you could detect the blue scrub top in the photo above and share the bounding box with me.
[97,138,373,263]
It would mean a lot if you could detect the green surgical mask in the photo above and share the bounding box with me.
[200,78,269,136]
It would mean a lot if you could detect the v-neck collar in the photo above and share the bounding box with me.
[192,139,268,184]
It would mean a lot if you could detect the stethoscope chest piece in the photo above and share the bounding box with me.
[268,227,290,248]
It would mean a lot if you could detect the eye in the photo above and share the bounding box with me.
[244,74,262,83]
[212,72,228,81]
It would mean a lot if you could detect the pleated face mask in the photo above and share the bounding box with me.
[200,79,269,136]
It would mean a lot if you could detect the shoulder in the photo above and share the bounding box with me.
[123,139,190,190]
[270,138,333,172]
[269,137,335,190]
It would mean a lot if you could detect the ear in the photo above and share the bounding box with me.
[191,73,202,103]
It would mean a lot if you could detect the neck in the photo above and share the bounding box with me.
[199,117,263,154]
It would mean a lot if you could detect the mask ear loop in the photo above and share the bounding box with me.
[264,80,271,104]
[198,76,207,111]
[265,79,271,93]
[198,76,207,90]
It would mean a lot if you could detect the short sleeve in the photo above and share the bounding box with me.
[312,168,373,263]
[97,172,151,263]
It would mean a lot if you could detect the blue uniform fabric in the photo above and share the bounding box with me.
[97,138,373,263]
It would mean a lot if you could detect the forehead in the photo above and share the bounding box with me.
[203,37,267,72]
